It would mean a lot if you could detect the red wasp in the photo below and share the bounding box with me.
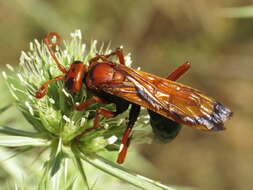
[35,32,233,164]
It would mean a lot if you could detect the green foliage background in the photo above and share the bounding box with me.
[0,0,253,190]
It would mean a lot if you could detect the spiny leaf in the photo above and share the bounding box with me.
[0,104,12,114]
[71,144,90,190]
[80,152,178,190]
[0,136,50,147]
[0,125,39,137]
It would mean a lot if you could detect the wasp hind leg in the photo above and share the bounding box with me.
[117,103,140,164]
[166,61,191,81]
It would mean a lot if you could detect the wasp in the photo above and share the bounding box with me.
[35,32,233,164]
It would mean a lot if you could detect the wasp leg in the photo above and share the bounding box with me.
[93,98,129,129]
[166,61,191,81]
[93,109,117,129]
[74,96,108,111]
[35,75,65,98]
[77,108,123,138]
[77,108,125,137]
[117,103,140,164]
[78,109,121,137]
[44,32,67,73]
[89,48,125,65]
[89,53,113,64]
[75,96,110,139]
[76,97,129,138]
[113,47,125,65]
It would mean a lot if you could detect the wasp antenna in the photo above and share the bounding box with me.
[44,32,67,74]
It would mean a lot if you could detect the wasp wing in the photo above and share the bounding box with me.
[103,64,232,131]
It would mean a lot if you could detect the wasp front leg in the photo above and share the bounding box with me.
[44,32,67,74]
[35,75,65,98]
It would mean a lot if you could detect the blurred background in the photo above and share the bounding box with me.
[0,0,253,190]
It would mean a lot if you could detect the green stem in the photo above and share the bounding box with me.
[80,152,174,190]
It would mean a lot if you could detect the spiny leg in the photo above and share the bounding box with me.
[75,96,109,139]
[74,96,108,111]
[93,100,129,130]
[117,103,140,164]
[89,48,126,65]
[78,108,125,136]
[76,96,129,138]
[35,33,67,99]
[93,109,117,129]
[35,76,65,98]
[166,62,191,102]
[79,109,119,136]
[44,32,67,73]
[166,61,191,81]
[113,47,125,65]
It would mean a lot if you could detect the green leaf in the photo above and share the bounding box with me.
[80,153,177,190]
[50,138,64,177]
[0,148,26,182]
[0,147,33,162]
[0,104,12,114]
[0,136,50,147]
[0,126,39,137]
[64,176,77,190]
[38,161,51,190]
[38,140,64,190]
[71,144,90,190]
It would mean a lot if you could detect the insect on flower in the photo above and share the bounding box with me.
[35,32,233,164]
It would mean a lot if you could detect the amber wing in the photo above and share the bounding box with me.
[103,64,232,131]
